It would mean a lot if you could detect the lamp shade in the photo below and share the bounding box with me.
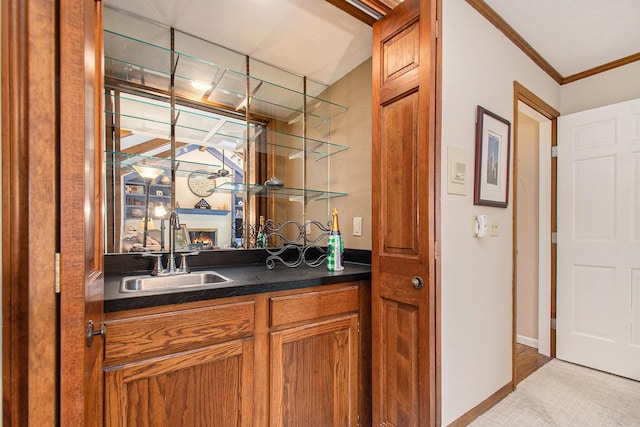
[132,164,164,180]
[139,217,155,230]
[154,205,167,218]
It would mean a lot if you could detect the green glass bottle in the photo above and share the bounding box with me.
[256,215,267,249]
[326,208,344,271]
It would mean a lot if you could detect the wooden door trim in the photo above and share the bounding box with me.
[59,0,105,424]
[512,82,559,387]
[2,0,58,424]
[434,1,442,424]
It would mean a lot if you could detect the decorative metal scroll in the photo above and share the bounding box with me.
[262,219,330,269]
[230,220,273,249]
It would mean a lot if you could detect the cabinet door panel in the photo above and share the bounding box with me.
[105,339,254,427]
[270,315,358,427]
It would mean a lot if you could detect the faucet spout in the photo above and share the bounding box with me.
[167,211,181,273]
[169,210,180,228]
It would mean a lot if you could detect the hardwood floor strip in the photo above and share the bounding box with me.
[516,343,551,384]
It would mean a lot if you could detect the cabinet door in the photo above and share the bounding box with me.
[270,315,359,427]
[105,339,254,427]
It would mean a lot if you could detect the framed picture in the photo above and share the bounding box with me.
[174,224,190,251]
[474,106,512,207]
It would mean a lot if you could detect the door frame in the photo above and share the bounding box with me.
[2,0,58,424]
[512,82,560,383]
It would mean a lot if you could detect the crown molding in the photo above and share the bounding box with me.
[465,0,563,84]
[327,0,640,84]
[466,0,640,85]
[562,52,640,84]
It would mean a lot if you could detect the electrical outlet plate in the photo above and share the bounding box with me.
[489,218,499,237]
[353,217,362,236]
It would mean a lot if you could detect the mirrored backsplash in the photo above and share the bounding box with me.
[103,6,351,254]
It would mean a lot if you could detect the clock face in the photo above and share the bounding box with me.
[187,170,216,197]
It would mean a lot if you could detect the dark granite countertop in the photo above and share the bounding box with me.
[104,262,371,313]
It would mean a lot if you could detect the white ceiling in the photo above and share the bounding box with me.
[104,0,640,85]
[484,0,640,77]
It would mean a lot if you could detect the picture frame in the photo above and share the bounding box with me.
[474,105,512,207]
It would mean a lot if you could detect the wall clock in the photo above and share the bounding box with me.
[187,170,216,197]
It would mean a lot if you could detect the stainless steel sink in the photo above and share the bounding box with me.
[120,271,233,293]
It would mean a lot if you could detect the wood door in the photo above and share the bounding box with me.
[270,315,359,426]
[371,0,438,425]
[556,98,640,380]
[104,339,254,426]
[59,0,105,425]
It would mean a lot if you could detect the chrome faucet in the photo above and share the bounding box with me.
[144,210,198,275]
[167,210,181,273]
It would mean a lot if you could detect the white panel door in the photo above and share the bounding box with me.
[557,98,640,380]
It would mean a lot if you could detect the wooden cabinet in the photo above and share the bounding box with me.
[103,281,370,427]
[269,286,360,426]
[103,300,255,426]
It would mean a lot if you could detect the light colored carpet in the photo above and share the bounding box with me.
[469,359,640,426]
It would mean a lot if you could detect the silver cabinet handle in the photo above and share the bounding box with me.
[411,276,424,290]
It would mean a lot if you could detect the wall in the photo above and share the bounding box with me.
[440,1,560,424]
[561,61,640,115]
[516,112,539,345]
[306,58,372,250]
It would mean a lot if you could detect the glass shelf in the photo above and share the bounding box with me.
[105,150,224,178]
[106,152,346,202]
[106,92,347,160]
[104,30,348,123]
[215,182,347,202]
[105,30,232,103]
[208,68,348,123]
[253,128,348,160]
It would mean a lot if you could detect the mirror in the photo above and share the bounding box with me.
[103,7,349,254]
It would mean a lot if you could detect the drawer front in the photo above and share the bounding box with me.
[104,300,255,365]
[270,285,358,327]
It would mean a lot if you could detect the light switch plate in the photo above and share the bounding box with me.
[353,217,362,236]
[447,147,467,196]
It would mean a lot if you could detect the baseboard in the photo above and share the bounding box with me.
[516,334,539,348]
[447,381,513,427]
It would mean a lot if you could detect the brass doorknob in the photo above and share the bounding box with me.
[411,276,424,289]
